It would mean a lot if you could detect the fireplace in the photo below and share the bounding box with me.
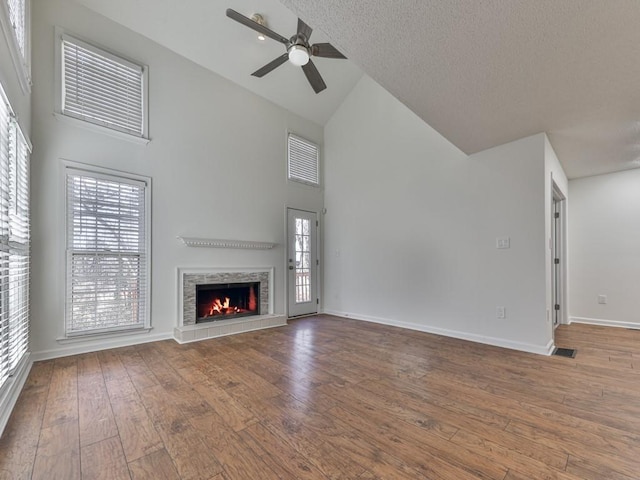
[195,282,260,323]
[176,267,285,343]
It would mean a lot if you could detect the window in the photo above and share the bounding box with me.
[58,31,148,139]
[288,133,319,186]
[0,82,30,390]
[6,0,25,57]
[0,0,30,92]
[65,165,150,336]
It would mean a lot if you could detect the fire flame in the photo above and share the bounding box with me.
[206,297,240,317]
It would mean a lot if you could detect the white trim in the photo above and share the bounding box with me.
[0,353,32,436]
[177,237,275,250]
[34,332,173,362]
[0,0,30,94]
[323,309,556,356]
[53,113,150,145]
[568,316,640,330]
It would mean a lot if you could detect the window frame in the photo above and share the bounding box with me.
[54,27,149,144]
[0,0,31,93]
[62,161,151,339]
[0,81,30,394]
[287,132,320,187]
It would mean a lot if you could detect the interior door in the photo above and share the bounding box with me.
[287,208,318,317]
[552,198,560,327]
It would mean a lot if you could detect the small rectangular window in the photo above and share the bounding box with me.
[6,0,25,57]
[65,166,150,336]
[59,32,148,139]
[288,133,319,186]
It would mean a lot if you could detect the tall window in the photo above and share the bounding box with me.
[0,83,30,390]
[288,133,319,186]
[57,31,148,139]
[65,166,150,336]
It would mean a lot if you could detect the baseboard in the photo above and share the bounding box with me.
[323,309,555,356]
[569,316,640,330]
[31,332,174,361]
[0,353,33,436]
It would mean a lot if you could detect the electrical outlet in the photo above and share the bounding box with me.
[598,295,607,305]
[496,237,510,249]
[497,306,506,319]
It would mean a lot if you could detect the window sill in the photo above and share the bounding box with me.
[53,112,150,146]
[57,326,153,344]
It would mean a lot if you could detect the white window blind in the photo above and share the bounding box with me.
[288,133,319,186]
[6,0,25,57]
[0,82,30,391]
[61,34,147,138]
[66,168,149,335]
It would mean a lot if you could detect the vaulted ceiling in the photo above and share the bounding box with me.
[280,0,640,179]
[76,0,640,179]
[74,0,363,126]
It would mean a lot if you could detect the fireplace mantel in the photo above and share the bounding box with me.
[177,236,276,250]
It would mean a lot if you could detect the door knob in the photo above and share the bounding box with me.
[289,266,294,270]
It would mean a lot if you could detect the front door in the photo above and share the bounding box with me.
[287,208,318,317]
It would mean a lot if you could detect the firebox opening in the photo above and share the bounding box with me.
[195,282,260,323]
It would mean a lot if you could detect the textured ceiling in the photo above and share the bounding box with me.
[279,0,640,179]
[74,0,363,126]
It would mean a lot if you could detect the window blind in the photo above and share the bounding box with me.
[61,34,146,137]
[0,85,11,389]
[288,133,319,186]
[66,170,148,335]
[6,0,25,57]
[0,82,29,391]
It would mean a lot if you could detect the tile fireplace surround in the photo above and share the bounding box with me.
[174,267,287,343]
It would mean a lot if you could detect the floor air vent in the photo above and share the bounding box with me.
[553,347,576,358]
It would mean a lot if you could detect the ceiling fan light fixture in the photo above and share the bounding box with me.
[250,13,267,41]
[288,44,310,66]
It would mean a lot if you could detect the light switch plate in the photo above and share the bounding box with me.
[496,237,510,249]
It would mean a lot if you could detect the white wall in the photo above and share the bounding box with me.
[30,0,323,358]
[569,169,640,328]
[323,76,553,354]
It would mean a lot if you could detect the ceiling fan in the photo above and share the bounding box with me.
[226,8,346,94]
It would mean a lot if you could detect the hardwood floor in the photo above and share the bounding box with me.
[1,315,639,479]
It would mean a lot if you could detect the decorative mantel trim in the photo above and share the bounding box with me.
[177,236,276,250]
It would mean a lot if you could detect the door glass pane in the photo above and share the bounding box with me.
[295,217,311,303]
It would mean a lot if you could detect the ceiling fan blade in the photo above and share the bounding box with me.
[251,53,289,78]
[302,60,327,94]
[311,43,346,59]
[226,8,289,44]
[297,18,313,41]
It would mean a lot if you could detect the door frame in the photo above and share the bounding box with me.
[285,207,320,318]
[551,181,567,328]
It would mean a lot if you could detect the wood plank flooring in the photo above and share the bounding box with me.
[1,316,640,479]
